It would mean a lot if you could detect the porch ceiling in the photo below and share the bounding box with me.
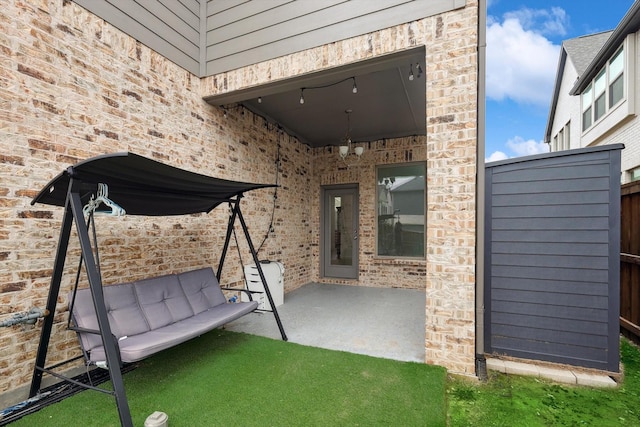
[203,48,426,148]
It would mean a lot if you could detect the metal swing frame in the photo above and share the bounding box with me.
[28,154,286,427]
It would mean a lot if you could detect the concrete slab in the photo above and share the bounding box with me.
[538,366,576,385]
[485,358,506,373]
[503,360,540,377]
[225,282,426,362]
[574,371,617,388]
[486,358,617,388]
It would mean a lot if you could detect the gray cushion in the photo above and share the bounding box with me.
[70,283,150,352]
[70,267,258,364]
[90,300,258,363]
[135,274,194,329]
[178,267,227,314]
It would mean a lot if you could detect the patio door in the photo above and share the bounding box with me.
[322,185,359,279]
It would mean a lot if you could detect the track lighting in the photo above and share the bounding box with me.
[352,77,358,94]
[258,96,262,104]
[409,65,414,81]
[299,89,305,104]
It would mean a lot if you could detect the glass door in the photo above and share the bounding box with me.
[322,185,359,279]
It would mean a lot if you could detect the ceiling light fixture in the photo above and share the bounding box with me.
[352,77,358,94]
[416,63,423,79]
[409,65,414,81]
[338,109,364,166]
[299,89,305,104]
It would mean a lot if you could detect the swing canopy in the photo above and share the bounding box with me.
[31,152,276,215]
[28,152,285,427]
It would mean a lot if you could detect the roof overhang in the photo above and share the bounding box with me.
[570,2,640,95]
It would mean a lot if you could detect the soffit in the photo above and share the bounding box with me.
[204,48,427,148]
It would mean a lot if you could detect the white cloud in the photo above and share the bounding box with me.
[503,7,568,37]
[486,136,550,163]
[486,9,562,106]
[506,136,549,157]
[486,151,508,162]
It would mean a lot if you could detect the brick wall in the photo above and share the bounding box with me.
[203,1,480,375]
[312,137,428,289]
[0,0,479,398]
[0,0,311,396]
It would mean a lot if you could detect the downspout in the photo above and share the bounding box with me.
[475,0,488,380]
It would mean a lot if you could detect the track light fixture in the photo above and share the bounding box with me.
[352,77,358,94]
[409,65,414,81]
[299,89,305,104]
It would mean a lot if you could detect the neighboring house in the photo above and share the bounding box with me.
[545,1,640,183]
[0,0,485,400]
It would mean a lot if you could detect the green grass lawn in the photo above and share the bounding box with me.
[447,339,640,426]
[11,330,446,426]
[9,333,640,426]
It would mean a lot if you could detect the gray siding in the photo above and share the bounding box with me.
[484,145,623,372]
[205,0,466,75]
[72,0,466,76]
[74,0,201,75]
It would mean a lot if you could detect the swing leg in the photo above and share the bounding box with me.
[69,191,134,427]
[30,201,73,397]
[236,204,287,341]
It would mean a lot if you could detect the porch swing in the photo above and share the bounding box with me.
[27,152,287,427]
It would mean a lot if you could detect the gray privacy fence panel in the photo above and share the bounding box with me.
[484,144,623,372]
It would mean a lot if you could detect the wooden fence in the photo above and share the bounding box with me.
[621,181,640,343]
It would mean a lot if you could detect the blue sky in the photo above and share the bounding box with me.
[485,0,635,162]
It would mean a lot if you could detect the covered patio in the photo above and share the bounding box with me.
[226,283,426,363]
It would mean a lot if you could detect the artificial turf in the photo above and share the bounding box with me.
[11,330,447,426]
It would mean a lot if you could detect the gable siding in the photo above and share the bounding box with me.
[485,145,622,372]
[74,0,201,75]
[72,0,466,76]
[205,0,466,75]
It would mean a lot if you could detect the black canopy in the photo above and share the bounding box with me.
[31,152,276,215]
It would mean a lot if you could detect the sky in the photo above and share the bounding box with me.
[485,0,636,162]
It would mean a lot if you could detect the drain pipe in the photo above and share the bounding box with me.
[0,308,49,327]
[475,0,488,381]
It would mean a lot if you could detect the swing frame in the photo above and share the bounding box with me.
[28,152,286,427]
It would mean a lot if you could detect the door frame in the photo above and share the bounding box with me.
[320,184,359,279]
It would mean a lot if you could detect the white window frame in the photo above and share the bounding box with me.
[551,121,570,152]
[581,35,635,147]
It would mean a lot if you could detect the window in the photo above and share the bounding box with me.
[582,83,593,131]
[551,121,570,151]
[582,45,624,132]
[594,69,606,122]
[609,47,624,107]
[376,163,425,258]
[630,166,640,182]
[558,128,564,150]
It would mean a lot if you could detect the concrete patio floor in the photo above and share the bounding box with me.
[225,282,426,363]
